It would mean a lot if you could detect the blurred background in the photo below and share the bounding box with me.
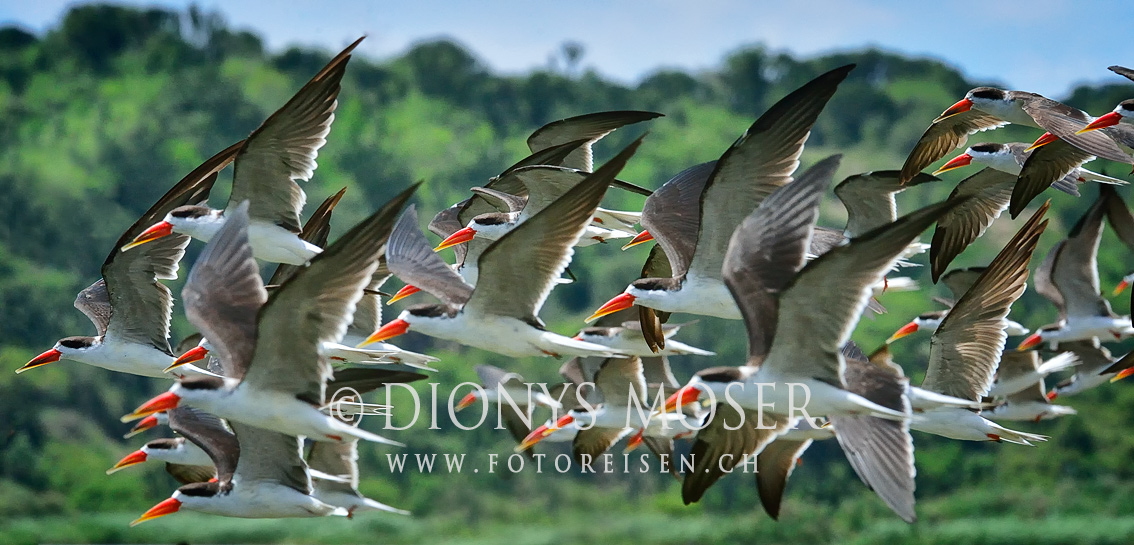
[2,2,1134,544]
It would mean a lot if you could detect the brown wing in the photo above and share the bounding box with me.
[688,65,853,280]
[527,110,662,171]
[940,267,987,301]
[1017,94,1132,165]
[1103,185,1134,252]
[765,199,963,384]
[74,279,112,336]
[900,110,1009,183]
[755,438,812,520]
[832,356,916,523]
[164,463,216,485]
[167,407,237,484]
[923,203,1049,401]
[1050,196,1114,319]
[637,243,675,352]
[723,156,839,365]
[227,38,360,232]
[682,407,790,505]
[182,203,267,379]
[1011,139,1094,218]
[638,161,717,277]
[572,427,631,463]
[242,184,417,403]
[229,421,310,494]
[929,168,1016,282]
[428,202,469,265]
[835,170,939,238]
[592,357,646,405]
[268,188,346,286]
[465,137,642,321]
[307,439,359,493]
[387,205,474,307]
[326,367,428,398]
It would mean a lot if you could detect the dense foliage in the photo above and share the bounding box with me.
[3,5,1134,544]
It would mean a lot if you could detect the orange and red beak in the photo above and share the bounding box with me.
[1025,132,1060,152]
[1077,111,1123,134]
[434,227,476,252]
[17,348,62,373]
[1114,279,1130,296]
[121,221,174,252]
[1016,333,1043,352]
[122,392,182,423]
[624,429,645,453]
[935,98,973,121]
[663,385,702,414]
[124,414,161,439]
[130,497,181,527]
[621,230,654,250]
[585,292,636,323]
[387,285,421,304]
[106,449,148,474]
[886,321,919,343]
[933,153,973,175]
[455,392,477,412]
[517,414,574,451]
[165,346,208,372]
[358,319,410,347]
[1046,390,1058,401]
[1110,366,1134,383]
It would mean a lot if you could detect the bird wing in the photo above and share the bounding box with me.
[1011,138,1095,218]
[241,185,416,403]
[592,356,646,405]
[722,156,839,365]
[475,364,519,389]
[638,161,717,278]
[900,110,1008,183]
[754,437,813,520]
[832,354,916,523]
[940,267,987,301]
[835,170,938,238]
[74,279,112,337]
[307,439,359,490]
[167,407,238,484]
[387,205,474,307]
[928,168,1015,282]
[464,137,642,321]
[763,199,962,384]
[1050,196,1114,318]
[1017,93,1132,164]
[923,203,1048,401]
[682,407,791,505]
[230,421,310,494]
[526,110,662,171]
[571,426,632,463]
[182,202,266,379]
[226,38,359,232]
[636,244,675,352]
[688,65,853,280]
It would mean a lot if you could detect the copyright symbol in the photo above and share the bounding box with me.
[330,386,364,425]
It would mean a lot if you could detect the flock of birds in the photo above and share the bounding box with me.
[19,36,1134,526]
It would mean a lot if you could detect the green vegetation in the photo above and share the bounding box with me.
[2,4,1134,544]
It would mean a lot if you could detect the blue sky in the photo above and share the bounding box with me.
[2,0,1133,98]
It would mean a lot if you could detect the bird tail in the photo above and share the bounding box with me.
[1037,352,1080,376]
[988,422,1047,446]
[1080,169,1129,185]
